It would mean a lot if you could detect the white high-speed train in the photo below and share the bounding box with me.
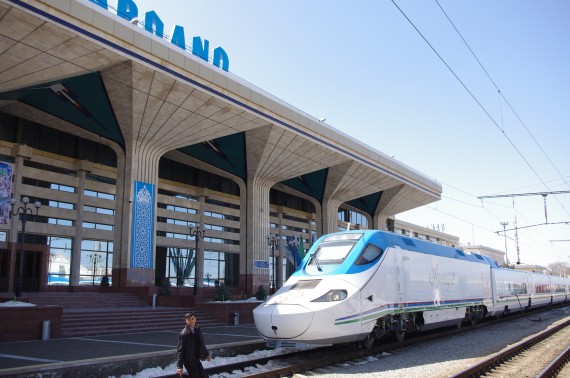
[253,230,569,348]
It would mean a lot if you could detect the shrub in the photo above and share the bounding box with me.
[100,276,110,287]
[159,278,172,296]
[255,285,267,300]
[212,283,231,302]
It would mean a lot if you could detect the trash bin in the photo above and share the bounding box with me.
[42,320,51,341]
[232,312,240,326]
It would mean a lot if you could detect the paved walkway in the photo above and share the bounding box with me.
[0,324,264,377]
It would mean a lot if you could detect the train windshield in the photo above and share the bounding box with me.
[308,233,363,269]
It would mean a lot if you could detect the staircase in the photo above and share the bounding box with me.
[25,292,150,308]
[25,292,225,338]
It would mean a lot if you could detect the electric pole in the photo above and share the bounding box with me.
[499,221,509,265]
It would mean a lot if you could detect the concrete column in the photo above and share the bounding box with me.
[307,212,316,247]
[277,207,284,289]
[238,181,249,295]
[373,214,390,231]
[321,161,355,235]
[321,198,343,235]
[7,144,32,293]
[195,191,206,288]
[245,176,272,294]
[373,185,404,231]
[102,62,164,287]
[115,145,161,287]
[69,160,92,286]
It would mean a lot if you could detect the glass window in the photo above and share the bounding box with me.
[51,183,76,193]
[49,200,74,210]
[79,240,113,286]
[354,244,384,266]
[84,189,115,200]
[84,205,114,215]
[47,237,72,286]
[165,247,195,287]
[203,251,239,288]
[49,218,74,226]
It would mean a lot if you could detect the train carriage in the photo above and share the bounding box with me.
[489,268,530,316]
[253,230,569,348]
[529,272,556,307]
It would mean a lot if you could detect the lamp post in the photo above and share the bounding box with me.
[190,224,205,296]
[500,221,509,266]
[89,253,101,285]
[9,196,41,297]
[267,234,279,294]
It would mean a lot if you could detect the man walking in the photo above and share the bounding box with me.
[176,312,211,377]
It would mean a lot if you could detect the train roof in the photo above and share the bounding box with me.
[366,230,494,266]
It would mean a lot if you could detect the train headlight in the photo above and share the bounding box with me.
[312,289,348,302]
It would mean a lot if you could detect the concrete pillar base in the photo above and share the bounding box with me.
[114,268,154,287]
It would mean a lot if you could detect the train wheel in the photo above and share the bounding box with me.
[395,331,406,342]
[361,333,376,349]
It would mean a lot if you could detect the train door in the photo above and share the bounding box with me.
[359,246,392,326]
[397,252,409,310]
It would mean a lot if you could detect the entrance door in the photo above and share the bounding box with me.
[17,250,41,292]
[0,249,8,291]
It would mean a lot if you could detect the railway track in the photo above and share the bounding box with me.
[154,314,494,377]
[153,305,569,378]
[450,317,570,378]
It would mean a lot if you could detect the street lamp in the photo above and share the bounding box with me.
[267,234,279,294]
[89,253,101,285]
[190,224,205,296]
[9,196,41,297]
[500,221,509,266]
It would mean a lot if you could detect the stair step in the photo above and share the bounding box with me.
[23,292,226,338]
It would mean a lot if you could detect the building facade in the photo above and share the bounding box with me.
[0,0,442,297]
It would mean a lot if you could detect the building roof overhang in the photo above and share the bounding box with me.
[0,0,442,215]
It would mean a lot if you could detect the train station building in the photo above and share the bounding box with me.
[0,0,442,299]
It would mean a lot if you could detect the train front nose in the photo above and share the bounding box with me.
[253,304,313,339]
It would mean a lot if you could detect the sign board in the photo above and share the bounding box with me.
[253,260,269,269]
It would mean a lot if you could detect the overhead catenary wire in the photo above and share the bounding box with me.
[390,0,569,263]
[397,180,565,264]
[433,0,570,213]
[391,0,569,221]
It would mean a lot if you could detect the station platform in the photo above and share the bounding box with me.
[0,324,265,378]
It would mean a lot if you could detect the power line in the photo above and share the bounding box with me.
[478,190,570,199]
[433,0,570,211]
[390,1,550,199]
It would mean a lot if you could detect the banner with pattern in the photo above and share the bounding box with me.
[131,181,155,269]
[0,162,13,225]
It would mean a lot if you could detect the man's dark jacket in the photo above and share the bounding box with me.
[176,325,209,369]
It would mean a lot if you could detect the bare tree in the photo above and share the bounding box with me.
[548,261,569,277]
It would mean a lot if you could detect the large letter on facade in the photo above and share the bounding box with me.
[90,0,107,10]
[213,47,229,72]
[171,25,186,49]
[144,11,164,38]
[192,36,209,62]
[117,0,138,21]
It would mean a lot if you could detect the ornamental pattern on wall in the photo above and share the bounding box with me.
[131,181,154,269]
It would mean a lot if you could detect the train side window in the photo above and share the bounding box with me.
[354,244,384,266]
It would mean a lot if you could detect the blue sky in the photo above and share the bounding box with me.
[118,0,569,267]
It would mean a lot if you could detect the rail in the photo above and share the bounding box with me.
[450,318,570,378]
